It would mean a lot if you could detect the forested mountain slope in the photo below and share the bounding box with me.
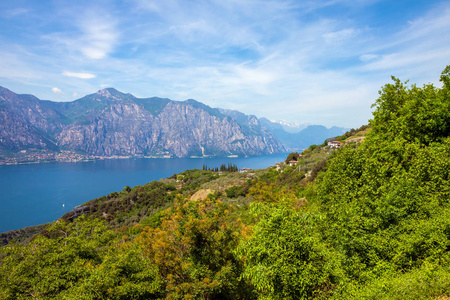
[1,67,450,299]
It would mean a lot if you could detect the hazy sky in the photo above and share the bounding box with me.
[0,0,449,127]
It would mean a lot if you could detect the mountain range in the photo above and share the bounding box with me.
[260,118,348,149]
[0,86,347,159]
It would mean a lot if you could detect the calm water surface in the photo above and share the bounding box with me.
[0,153,288,232]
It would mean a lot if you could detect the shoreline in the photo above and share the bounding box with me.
[0,153,285,166]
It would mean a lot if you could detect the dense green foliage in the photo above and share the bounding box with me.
[312,71,450,298]
[202,163,239,172]
[285,152,301,163]
[334,125,369,142]
[0,217,163,299]
[1,67,450,299]
[238,203,341,300]
[0,224,46,247]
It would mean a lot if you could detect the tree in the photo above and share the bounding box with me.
[369,73,450,146]
[285,152,300,163]
[136,198,253,299]
[238,203,342,299]
[0,217,164,299]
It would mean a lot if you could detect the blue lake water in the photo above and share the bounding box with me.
[0,153,288,233]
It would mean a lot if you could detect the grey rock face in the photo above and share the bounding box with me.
[0,87,63,151]
[0,86,285,157]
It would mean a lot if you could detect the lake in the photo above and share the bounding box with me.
[0,153,288,233]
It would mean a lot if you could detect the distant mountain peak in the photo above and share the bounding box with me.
[95,88,134,100]
[270,119,311,128]
[268,119,311,133]
[184,98,201,105]
[0,86,13,97]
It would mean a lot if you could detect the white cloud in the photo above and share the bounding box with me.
[354,4,450,91]
[323,28,356,44]
[168,19,214,37]
[78,18,118,59]
[102,1,450,126]
[4,8,29,18]
[52,87,62,94]
[62,71,96,79]
[359,54,378,62]
[0,49,41,80]
[362,49,450,72]
[397,4,450,47]
[41,10,118,60]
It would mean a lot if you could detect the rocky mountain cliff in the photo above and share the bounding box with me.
[0,87,64,151]
[0,86,284,158]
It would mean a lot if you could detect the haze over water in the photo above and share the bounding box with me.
[0,154,288,233]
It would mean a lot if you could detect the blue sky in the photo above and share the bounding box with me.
[0,0,449,128]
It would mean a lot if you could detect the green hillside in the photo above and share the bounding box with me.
[1,66,450,299]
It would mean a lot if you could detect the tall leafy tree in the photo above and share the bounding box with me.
[137,198,253,299]
[238,202,342,300]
